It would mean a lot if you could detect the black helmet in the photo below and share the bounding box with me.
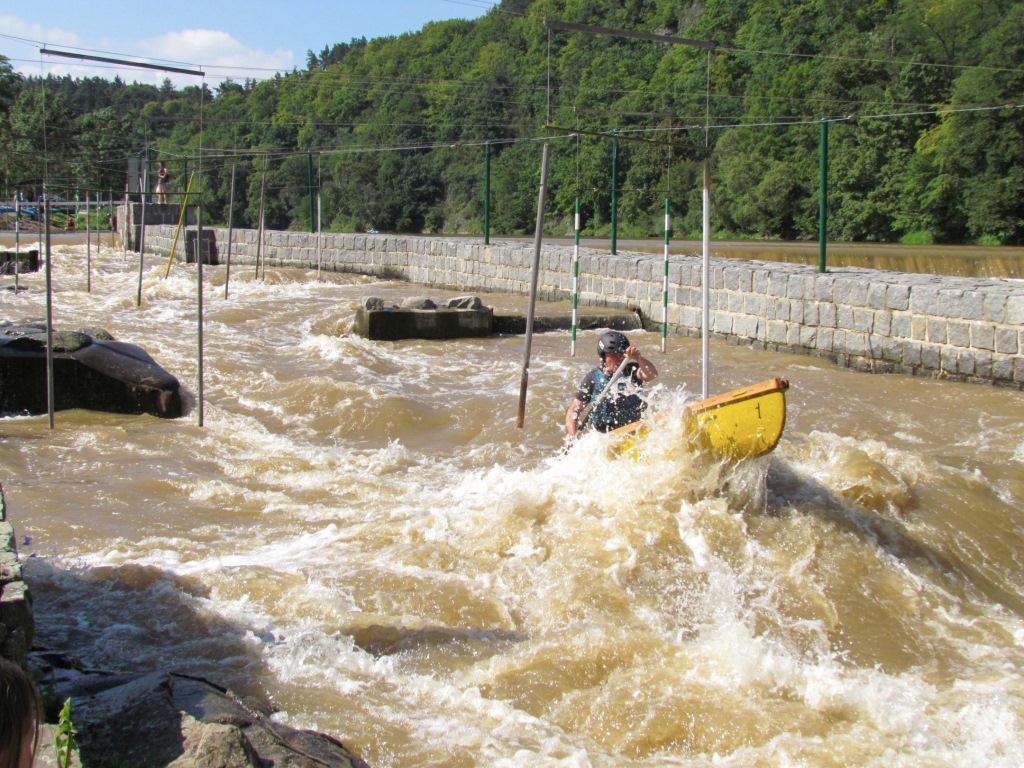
[597,330,629,358]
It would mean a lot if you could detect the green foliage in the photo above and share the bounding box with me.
[53,697,79,768]
[2,2,1021,243]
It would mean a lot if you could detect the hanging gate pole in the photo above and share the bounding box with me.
[224,163,236,299]
[516,143,551,429]
[661,197,670,353]
[570,196,580,356]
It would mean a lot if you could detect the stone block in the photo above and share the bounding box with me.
[984,294,1007,323]
[799,326,817,347]
[921,344,941,370]
[814,274,836,302]
[873,310,892,336]
[853,308,874,333]
[903,342,922,366]
[835,278,867,306]
[992,355,1014,381]
[767,320,788,344]
[847,331,869,356]
[1015,358,1024,384]
[753,270,770,294]
[712,312,734,334]
[970,324,995,351]
[769,272,789,297]
[995,328,1019,355]
[868,283,888,310]
[940,347,958,374]
[957,351,976,376]
[886,284,911,311]
[927,319,947,344]
[891,314,911,338]
[790,300,805,324]
[937,289,964,318]
[817,327,834,352]
[837,306,854,330]
[1008,295,1024,325]
[743,294,766,316]
[961,292,985,321]
[774,299,791,321]
[974,352,993,379]
[804,302,819,326]
[947,321,970,349]
[786,324,802,346]
[819,303,837,328]
[910,286,939,315]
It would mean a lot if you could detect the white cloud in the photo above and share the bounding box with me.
[140,29,295,86]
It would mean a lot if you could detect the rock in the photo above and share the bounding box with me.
[0,323,183,418]
[399,296,436,310]
[446,295,483,309]
[71,672,370,768]
[362,297,386,311]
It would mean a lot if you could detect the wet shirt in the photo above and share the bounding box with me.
[576,363,646,433]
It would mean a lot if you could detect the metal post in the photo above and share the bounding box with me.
[661,197,670,353]
[570,196,580,356]
[610,135,618,255]
[43,195,54,429]
[316,188,323,280]
[122,184,129,259]
[224,164,236,299]
[483,141,491,245]
[701,159,711,400]
[13,196,19,293]
[818,118,828,274]
[85,191,91,292]
[196,178,204,428]
[516,143,551,429]
[136,164,148,307]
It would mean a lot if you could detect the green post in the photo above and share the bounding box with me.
[818,118,828,273]
[610,135,618,255]
[483,142,491,245]
[307,151,315,232]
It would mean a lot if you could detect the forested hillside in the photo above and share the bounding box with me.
[2,0,1022,244]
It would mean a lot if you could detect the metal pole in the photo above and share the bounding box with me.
[610,135,618,255]
[316,187,323,280]
[570,196,580,357]
[818,118,828,273]
[483,141,491,245]
[516,142,551,429]
[136,163,148,307]
[43,195,54,429]
[196,179,204,428]
[109,190,115,248]
[13,196,19,293]
[224,163,236,299]
[85,191,91,292]
[122,183,129,259]
[661,197,670,353]
[701,159,711,400]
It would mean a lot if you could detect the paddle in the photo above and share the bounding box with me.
[573,356,634,436]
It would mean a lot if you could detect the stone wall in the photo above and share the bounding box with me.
[143,226,1024,388]
[0,483,32,668]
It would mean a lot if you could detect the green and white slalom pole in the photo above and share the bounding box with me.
[570,196,580,356]
[661,197,670,353]
[13,196,19,293]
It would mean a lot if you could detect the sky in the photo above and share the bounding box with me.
[0,0,494,87]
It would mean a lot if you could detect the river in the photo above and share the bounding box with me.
[3,244,1024,767]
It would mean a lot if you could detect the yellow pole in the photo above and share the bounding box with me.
[163,173,195,279]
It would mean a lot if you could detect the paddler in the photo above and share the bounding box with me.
[564,330,658,441]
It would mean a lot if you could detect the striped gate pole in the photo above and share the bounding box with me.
[570,196,580,356]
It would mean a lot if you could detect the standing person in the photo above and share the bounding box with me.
[155,162,170,204]
[565,330,658,441]
[0,658,42,768]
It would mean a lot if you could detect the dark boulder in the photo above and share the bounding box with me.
[0,322,183,418]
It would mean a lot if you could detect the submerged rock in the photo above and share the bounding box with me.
[0,321,183,418]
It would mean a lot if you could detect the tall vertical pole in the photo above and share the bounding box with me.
[701,159,711,400]
[661,197,670,353]
[13,196,20,293]
[570,196,580,356]
[610,135,619,255]
[43,194,55,429]
[109,190,115,247]
[224,163,236,299]
[196,176,204,428]
[136,164,148,307]
[483,141,491,245]
[316,188,323,281]
[122,183,129,259]
[818,118,828,274]
[516,143,551,429]
[85,191,92,292]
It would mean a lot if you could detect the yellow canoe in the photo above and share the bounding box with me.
[610,378,789,461]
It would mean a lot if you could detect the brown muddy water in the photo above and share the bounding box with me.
[2,245,1024,767]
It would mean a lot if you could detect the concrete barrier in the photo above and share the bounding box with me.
[0,484,32,669]
[141,226,1024,389]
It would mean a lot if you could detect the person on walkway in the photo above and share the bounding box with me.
[564,330,658,441]
[155,162,170,204]
[0,658,42,768]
